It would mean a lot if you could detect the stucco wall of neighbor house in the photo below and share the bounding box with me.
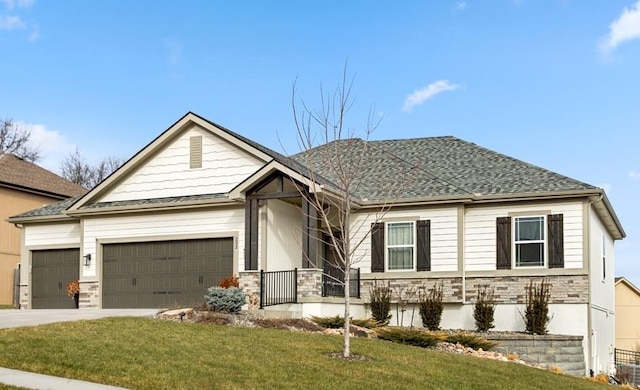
[99,125,264,202]
[588,203,616,374]
[0,187,70,305]
[350,205,459,273]
[81,207,245,282]
[615,282,640,350]
[464,200,584,271]
[263,199,302,271]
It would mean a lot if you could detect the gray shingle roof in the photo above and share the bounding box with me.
[292,136,596,201]
[79,193,228,210]
[10,196,81,218]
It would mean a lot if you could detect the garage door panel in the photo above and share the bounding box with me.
[103,238,233,308]
[32,248,79,309]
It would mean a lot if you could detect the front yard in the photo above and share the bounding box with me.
[0,317,608,390]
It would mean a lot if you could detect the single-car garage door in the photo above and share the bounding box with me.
[102,238,233,308]
[32,248,80,309]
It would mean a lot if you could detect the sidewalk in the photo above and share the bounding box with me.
[0,367,128,390]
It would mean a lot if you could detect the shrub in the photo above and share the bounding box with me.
[376,327,443,348]
[473,285,496,332]
[204,286,245,313]
[445,333,499,351]
[521,279,552,335]
[218,275,240,289]
[419,283,444,331]
[507,353,520,361]
[547,365,563,375]
[615,365,633,385]
[369,280,392,325]
[310,315,380,329]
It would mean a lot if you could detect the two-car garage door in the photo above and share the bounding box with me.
[102,238,233,308]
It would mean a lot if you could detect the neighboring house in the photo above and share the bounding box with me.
[0,154,86,305]
[9,112,624,376]
[615,277,640,351]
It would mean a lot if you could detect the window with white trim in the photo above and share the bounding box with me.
[386,221,415,271]
[601,235,606,281]
[514,216,545,267]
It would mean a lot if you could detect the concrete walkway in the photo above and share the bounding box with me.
[0,309,159,389]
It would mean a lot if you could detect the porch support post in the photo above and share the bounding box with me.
[302,195,319,269]
[244,198,259,270]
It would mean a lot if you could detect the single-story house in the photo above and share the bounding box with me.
[0,153,86,305]
[615,277,640,351]
[9,112,624,375]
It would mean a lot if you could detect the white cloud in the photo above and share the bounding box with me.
[0,14,24,30]
[28,24,39,41]
[164,38,183,65]
[402,80,461,113]
[599,1,640,53]
[630,170,640,180]
[17,121,76,173]
[0,0,33,9]
[456,2,467,11]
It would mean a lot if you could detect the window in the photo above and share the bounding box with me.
[601,235,606,281]
[386,222,415,271]
[514,216,545,267]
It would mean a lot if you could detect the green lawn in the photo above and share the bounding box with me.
[0,317,608,390]
[0,305,16,310]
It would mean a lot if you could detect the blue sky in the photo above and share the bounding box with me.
[1,1,639,286]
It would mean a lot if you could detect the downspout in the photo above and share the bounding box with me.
[458,204,466,303]
[585,193,602,375]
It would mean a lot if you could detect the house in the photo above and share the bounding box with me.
[9,112,624,375]
[615,277,640,351]
[0,154,86,305]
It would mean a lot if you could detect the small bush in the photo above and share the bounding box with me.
[205,286,245,313]
[376,327,443,348]
[369,280,392,325]
[522,279,552,335]
[445,333,499,351]
[615,365,633,385]
[547,365,563,375]
[310,315,380,329]
[473,285,496,332]
[218,275,240,289]
[506,353,520,361]
[586,373,609,384]
[419,283,444,331]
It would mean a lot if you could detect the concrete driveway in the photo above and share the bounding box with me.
[0,309,159,329]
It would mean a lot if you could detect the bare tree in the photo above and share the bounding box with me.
[60,147,124,189]
[291,67,411,358]
[0,118,41,162]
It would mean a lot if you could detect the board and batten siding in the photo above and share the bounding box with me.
[81,207,245,278]
[24,223,81,247]
[100,125,265,202]
[263,199,302,271]
[464,201,583,271]
[352,207,459,273]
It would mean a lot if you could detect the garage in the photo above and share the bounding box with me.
[31,248,80,309]
[102,238,233,308]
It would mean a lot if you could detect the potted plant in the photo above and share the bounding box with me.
[66,280,80,308]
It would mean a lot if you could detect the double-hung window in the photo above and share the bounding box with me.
[386,222,415,271]
[514,216,545,267]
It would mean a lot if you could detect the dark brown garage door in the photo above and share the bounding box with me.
[32,248,80,309]
[102,238,233,308]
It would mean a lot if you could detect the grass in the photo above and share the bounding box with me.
[0,317,609,390]
[0,305,16,310]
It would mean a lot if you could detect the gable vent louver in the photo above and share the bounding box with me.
[190,136,203,169]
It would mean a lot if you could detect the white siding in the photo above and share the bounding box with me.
[100,125,264,202]
[351,207,459,273]
[464,201,584,271]
[263,200,302,271]
[24,223,81,247]
[82,207,245,278]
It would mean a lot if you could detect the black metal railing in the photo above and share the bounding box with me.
[260,269,297,308]
[322,265,360,298]
[615,348,640,366]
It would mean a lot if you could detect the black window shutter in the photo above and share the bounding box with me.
[371,222,385,272]
[548,214,564,268]
[496,217,512,270]
[416,220,431,271]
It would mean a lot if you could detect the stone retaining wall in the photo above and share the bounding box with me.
[487,334,586,377]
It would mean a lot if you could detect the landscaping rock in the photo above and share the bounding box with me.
[157,308,194,321]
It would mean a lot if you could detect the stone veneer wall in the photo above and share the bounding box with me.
[487,334,586,377]
[360,275,588,304]
[79,281,99,308]
[297,269,323,299]
[19,285,28,309]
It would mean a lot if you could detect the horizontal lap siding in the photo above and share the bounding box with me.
[25,223,81,247]
[100,126,263,202]
[464,202,583,271]
[82,208,245,278]
[351,207,458,273]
